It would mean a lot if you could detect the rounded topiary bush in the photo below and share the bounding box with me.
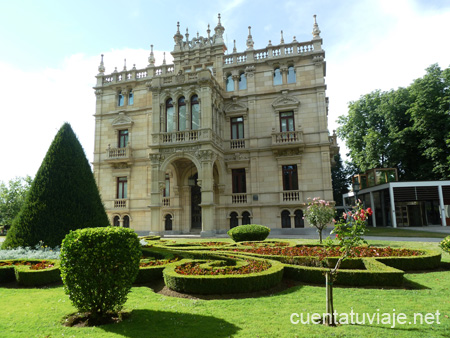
[60,227,141,319]
[227,224,271,242]
[439,236,450,254]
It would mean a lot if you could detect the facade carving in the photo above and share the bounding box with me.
[92,14,337,235]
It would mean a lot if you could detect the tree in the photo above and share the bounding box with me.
[331,153,350,205]
[337,64,450,180]
[303,198,335,244]
[2,123,110,249]
[323,202,372,326]
[0,176,33,229]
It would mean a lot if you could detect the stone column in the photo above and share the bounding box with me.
[197,150,216,237]
[149,154,163,235]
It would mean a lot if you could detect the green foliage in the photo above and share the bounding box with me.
[337,64,450,180]
[439,236,450,254]
[0,259,60,286]
[303,198,335,243]
[60,227,141,318]
[331,153,350,205]
[163,255,284,294]
[0,176,32,229]
[2,123,110,249]
[227,224,270,242]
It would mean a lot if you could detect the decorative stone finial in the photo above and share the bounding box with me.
[246,26,254,50]
[174,22,183,45]
[185,28,190,42]
[163,52,166,65]
[312,14,321,39]
[214,13,225,39]
[233,39,237,53]
[280,30,284,44]
[98,54,105,74]
[207,24,211,39]
[268,40,272,46]
[148,44,155,66]
[293,36,297,42]
[123,58,127,71]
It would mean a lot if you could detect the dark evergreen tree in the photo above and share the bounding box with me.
[2,123,110,248]
[331,153,350,205]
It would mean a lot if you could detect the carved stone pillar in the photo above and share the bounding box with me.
[196,150,217,236]
[149,154,163,235]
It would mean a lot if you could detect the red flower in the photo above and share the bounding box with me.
[366,208,373,216]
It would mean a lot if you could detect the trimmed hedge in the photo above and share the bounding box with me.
[227,224,271,242]
[0,259,61,286]
[135,248,181,284]
[283,258,404,287]
[163,254,284,294]
[374,249,441,271]
[60,227,141,317]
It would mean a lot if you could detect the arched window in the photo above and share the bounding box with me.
[242,211,251,225]
[294,209,304,228]
[273,68,282,85]
[123,215,130,228]
[281,210,291,228]
[191,95,200,130]
[128,89,134,105]
[230,212,238,228]
[287,66,296,84]
[239,72,247,90]
[164,214,172,231]
[226,74,234,92]
[178,96,186,131]
[118,90,124,106]
[113,216,120,227]
[166,98,174,132]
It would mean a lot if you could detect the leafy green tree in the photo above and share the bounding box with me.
[331,153,350,205]
[337,64,450,181]
[0,176,33,229]
[2,123,110,249]
[303,198,335,244]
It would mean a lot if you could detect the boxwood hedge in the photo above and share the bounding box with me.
[227,224,271,242]
[0,259,60,286]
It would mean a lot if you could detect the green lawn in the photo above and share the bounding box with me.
[365,227,449,238]
[0,240,449,338]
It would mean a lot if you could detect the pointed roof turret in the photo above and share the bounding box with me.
[312,14,321,39]
[148,44,155,66]
[98,54,105,74]
[173,21,183,45]
[246,26,254,50]
[214,13,225,40]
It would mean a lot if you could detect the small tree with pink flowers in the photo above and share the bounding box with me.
[303,197,335,244]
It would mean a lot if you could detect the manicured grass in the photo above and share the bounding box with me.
[365,227,449,238]
[0,240,449,337]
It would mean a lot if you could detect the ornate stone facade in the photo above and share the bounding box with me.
[92,14,337,235]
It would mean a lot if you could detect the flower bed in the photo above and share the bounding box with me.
[0,259,61,286]
[174,259,271,276]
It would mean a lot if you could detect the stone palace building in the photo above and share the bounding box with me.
[92,14,338,236]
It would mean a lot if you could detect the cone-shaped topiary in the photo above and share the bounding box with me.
[2,123,110,249]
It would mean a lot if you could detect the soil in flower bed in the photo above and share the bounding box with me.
[139,256,180,267]
[228,246,424,258]
[174,259,271,275]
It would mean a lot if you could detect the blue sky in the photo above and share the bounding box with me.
[1,0,450,182]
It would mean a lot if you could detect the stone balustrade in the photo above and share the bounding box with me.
[281,190,302,203]
[271,130,303,145]
[156,129,223,148]
[114,199,127,208]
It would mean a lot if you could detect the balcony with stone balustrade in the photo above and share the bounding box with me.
[105,146,133,165]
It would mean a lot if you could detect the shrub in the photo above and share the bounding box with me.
[439,236,450,254]
[227,224,270,242]
[60,227,141,319]
[2,123,110,249]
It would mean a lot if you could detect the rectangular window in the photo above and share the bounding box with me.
[232,168,247,193]
[280,111,295,132]
[163,173,170,197]
[231,116,244,139]
[282,165,298,191]
[118,91,124,106]
[118,130,128,148]
[128,90,134,105]
[117,177,128,199]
